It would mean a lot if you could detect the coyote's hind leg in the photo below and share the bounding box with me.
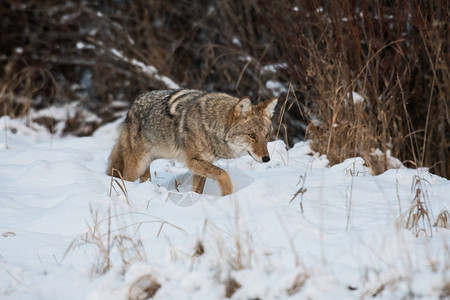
[122,147,152,183]
[140,166,151,183]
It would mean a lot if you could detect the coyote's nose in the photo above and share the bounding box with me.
[262,156,270,163]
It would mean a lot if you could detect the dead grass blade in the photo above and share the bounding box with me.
[405,175,434,237]
[286,273,308,296]
[290,173,307,214]
[434,209,450,230]
[109,168,130,205]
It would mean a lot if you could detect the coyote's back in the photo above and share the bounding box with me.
[107,89,277,196]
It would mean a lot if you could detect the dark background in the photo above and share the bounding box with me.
[1,0,448,178]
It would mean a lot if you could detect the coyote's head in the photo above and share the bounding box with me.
[226,96,278,163]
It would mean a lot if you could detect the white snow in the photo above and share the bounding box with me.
[346,91,365,104]
[232,37,241,47]
[265,80,288,96]
[110,48,180,89]
[0,116,449,299]
[76,42,95,50]
[261,63,288,74]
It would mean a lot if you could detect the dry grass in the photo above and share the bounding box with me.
[80,206,147,275]
[434,209,450,230]
[201,197,310,298]
[224,276,241,298]
[286,273,309,296]
[221,198,257,271]
[3,3,448,295]
[1,0,448,177]
[193,240,205,257]
[441,282,450,299]
[266,0,449,178]
[290,173,307,214]
[64,175,185,277]
[405,175,434,237]
[128,274,161,300]
[109,168,130,205]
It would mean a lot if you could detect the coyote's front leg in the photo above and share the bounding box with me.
[187,158,233,196]
[192,174,207,194]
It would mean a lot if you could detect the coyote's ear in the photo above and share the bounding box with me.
[257,97,278,118]
[235,96,252,118]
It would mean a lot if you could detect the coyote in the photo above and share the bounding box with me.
[107,89,277,196]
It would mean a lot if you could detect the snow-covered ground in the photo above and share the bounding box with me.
[1,114,449,299]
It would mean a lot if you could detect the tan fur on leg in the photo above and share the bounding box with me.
[192,174,206,194]
[140,166,151,183]
[187,158,233,196]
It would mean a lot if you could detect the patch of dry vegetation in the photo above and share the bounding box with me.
[434,209,450,230]
[128,274,161,300]
[80,206,147,275]
[405,175,434,237]
[1,0,448,177]
[266,1,449,178]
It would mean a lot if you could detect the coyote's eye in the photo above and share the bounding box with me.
[265,133,269,140]
[248,133,257,142]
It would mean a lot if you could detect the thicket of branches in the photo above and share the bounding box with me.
[1,0,448,178]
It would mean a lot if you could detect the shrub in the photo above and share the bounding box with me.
[1,0,448,177]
